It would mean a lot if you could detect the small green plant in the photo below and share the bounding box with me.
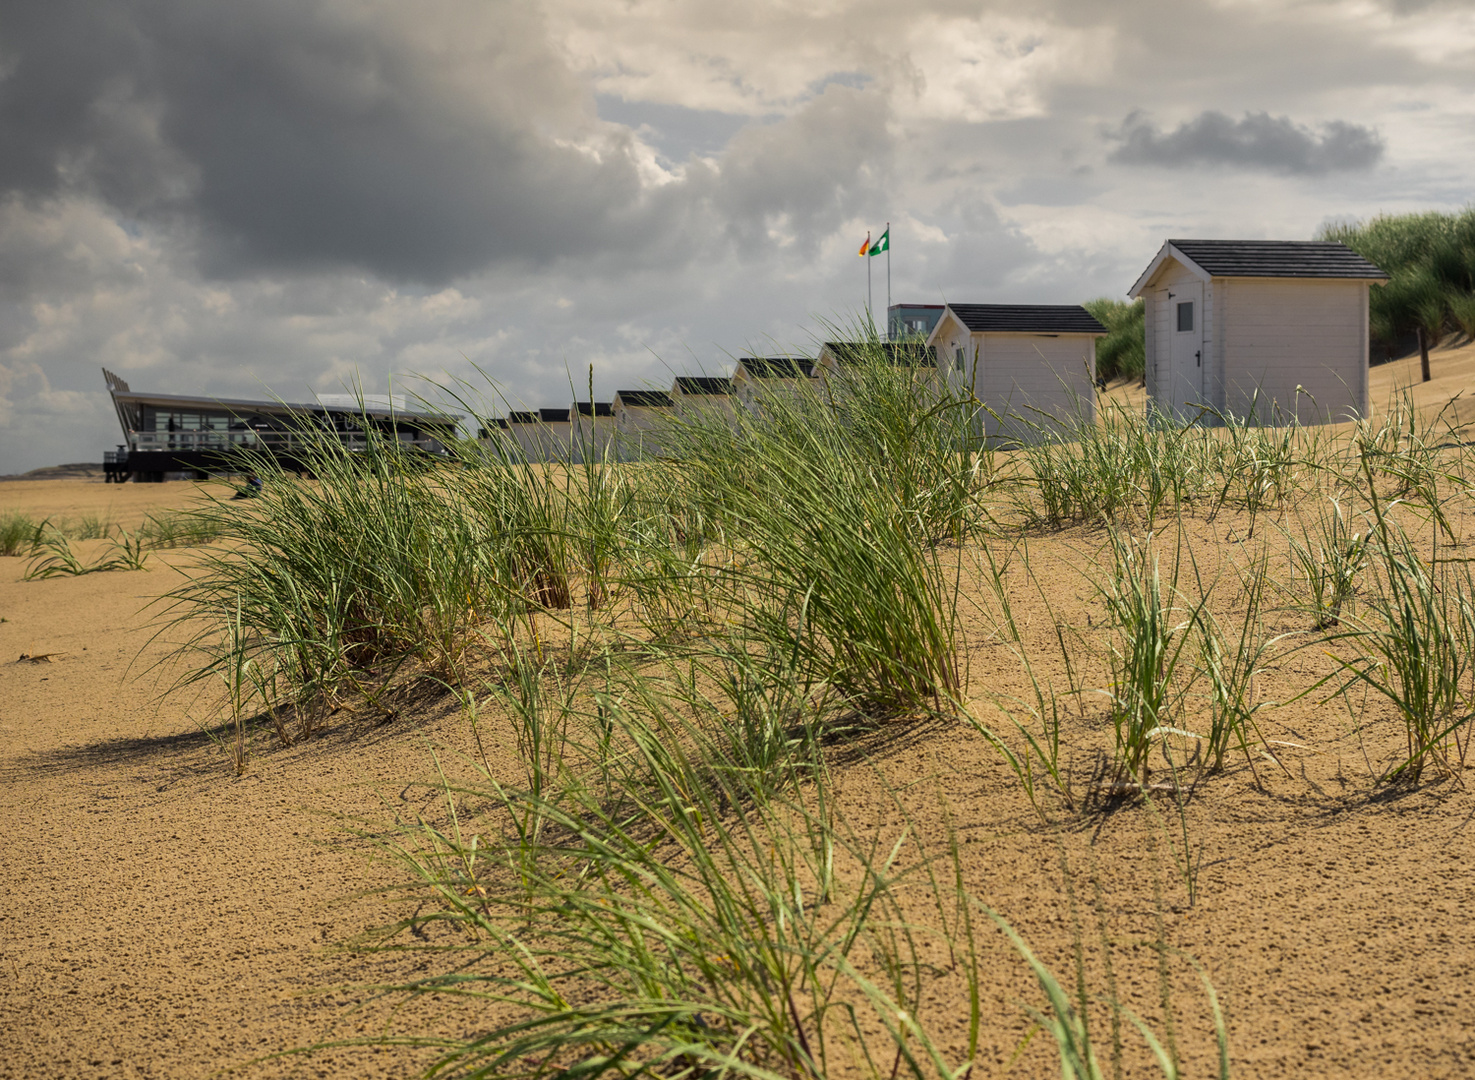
[1196,550,1286,779]
[1100,528,1204,791]
[1282,499,1368,630]
[23,526,149,578]
[108,529,150,571]
[58,513,117,540]
[22,532,90,579]
[1353,389,1465,541]
[140,510,225,548]
[0,512,43,556]
[1326,466,1475,783]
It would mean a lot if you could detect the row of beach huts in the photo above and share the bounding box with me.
[480,239,1390,461]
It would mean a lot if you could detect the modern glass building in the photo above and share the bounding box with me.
[102,369,460,481]
[887,304,946,341]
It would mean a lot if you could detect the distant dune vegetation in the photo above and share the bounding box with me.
[1084,296,1146,383]
[1320,208,1475,361]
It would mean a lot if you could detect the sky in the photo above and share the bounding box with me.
[2,0,1474,471]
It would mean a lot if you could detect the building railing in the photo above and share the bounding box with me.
[127,430,446,454]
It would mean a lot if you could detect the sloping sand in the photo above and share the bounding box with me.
[4,379,1475,1077]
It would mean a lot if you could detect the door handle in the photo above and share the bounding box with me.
[1195,350,1201,367]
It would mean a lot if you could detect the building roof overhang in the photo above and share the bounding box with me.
[1130,239,1389,298]
[936,303,1106,335]
[106,387,458,425]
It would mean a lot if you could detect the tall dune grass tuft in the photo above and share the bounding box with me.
[1100,528,1204,790]
[1324,454,1475,783]
[160,420,525,725]
[0,512,43,556]
[659,331,970,714]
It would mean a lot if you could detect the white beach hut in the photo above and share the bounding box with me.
[924,304,1104,442]
[570,401,615,463]
[1128,240,1388,424]
[613,389,674,458]
[504,410,544,461]
[671,376,737,425]
[731,357,812,419]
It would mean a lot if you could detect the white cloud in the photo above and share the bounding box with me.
[897,15,1111,123]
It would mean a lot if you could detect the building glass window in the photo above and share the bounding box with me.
[955,347,965,372]
[1177,301,1194,332]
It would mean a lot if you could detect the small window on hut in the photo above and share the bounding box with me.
[955,347,965,371]
[1176,301,1195,332]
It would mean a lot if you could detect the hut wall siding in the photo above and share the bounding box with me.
[972,333,1095,441]
[1221,278,1367,423]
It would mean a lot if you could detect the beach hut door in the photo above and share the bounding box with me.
[1167,282,1205,420]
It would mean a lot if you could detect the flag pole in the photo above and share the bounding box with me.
[885,221,891,340]
[867,246,872,328]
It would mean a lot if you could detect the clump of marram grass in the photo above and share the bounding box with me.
[1318,453,1475,784]
[1012,399,1220,528]
[139,509,226,549]
[656,330,972,715]
[23,527,149,579]
[1098,527,1206,792]
[160,336,978,737]
[0,511,43,556]
[1280,498,1369,630]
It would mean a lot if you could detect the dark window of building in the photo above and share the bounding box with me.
[1177,301,1194,332]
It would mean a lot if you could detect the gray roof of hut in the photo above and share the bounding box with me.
[738,357,811,379]
[822,342,937,367]
[1167,240,1388,279]
[674,376,733,395]
[946,304,1106,334]
[616,390,674,408]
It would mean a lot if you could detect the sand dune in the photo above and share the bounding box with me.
[5,379,1475,1078]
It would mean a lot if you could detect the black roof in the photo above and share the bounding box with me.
[616,389,673,408]
[506,410,537,424]
[539,408,570,423]
[575,401,614,417]
[1169,240,1387,279]
[823,342,937,367]
[674,376,733,395]
[947,304,1105,334]
[738,357,811,379]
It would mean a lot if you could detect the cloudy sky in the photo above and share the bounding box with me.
[3,0,1474,471]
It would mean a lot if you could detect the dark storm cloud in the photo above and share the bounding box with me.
[1108,110,1385,175]
[0,1,647,281]
[0,1,888,286]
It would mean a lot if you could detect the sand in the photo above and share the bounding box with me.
[5,351,1475,1078]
